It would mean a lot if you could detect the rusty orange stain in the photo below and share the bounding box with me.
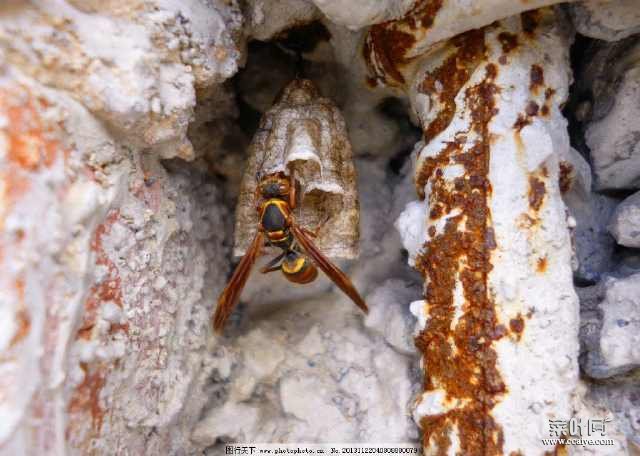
[544,88,556,101]
[4,91,62,171]
[530,64,544,94]
[525,101,540,117]
[497,32,518,54]
[0,167,31,233]
[419,30,487,144]
[521,10,540,36]
[67,363,106,433]
[68,206,127,446]
[536,256,548,273]
[15,228,25,241]
[9,277,31,347]
[364,26,416,86]
[559,161,574,194]
[68,210,125,445]
[414,29,488,198]
[363,0,444,87]
[513,131,526,162]
[516,213,539,230]
[544,443,568,456]
[528,175,546,211]
[512,97,545,133]
[513,113,532,131]
[509,314,525,341]
[0,86,67,235]
[77,210,125,340]
[414,55,506,454]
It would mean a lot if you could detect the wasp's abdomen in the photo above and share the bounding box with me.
[282,255,318,284]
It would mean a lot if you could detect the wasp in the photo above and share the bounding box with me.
[213,172,368,332]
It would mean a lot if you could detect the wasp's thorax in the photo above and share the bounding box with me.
[258,174,294,249]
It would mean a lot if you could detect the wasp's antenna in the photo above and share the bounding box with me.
[294,51,304,79]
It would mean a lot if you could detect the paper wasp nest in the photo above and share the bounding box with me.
[234,79,359,259]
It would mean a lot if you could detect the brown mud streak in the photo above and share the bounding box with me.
[414,56,505,455]
[509,314,525,341]
[498,32,518,54]
[521,10,540,37]
[528,175,546,211]
[363,0,444,87]
[530,64,545,95]
[558,162,574,194]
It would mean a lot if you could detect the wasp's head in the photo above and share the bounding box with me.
[259,173,291,199]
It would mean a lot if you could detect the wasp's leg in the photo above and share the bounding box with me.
[255,185,263,212]
[260,251,286,274]
[302,227,318,238]
[288,170,297,209]
[304,209,332,238]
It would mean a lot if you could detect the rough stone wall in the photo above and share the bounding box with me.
[567,4,640,451]
[1,0,640,455]
[0,1,242,454]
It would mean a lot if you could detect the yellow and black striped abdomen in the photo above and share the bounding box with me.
[282,252,318,284]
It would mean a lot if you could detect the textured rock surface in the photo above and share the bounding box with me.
[589,380,640,449]
[0,0,243,454]
[581,273,640,379]
[574,193,617,281]
[0,79,233,454]
[559,148,618,283]
[581,38,640,191]
[0,0,244,160]
[569,0,640,41]
[245,0,320,40]
[310,0,414,30]
[194,291,418,447]
[609,191,640,248]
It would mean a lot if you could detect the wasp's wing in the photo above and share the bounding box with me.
[213,231,264,332]
[290,223,368,313]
